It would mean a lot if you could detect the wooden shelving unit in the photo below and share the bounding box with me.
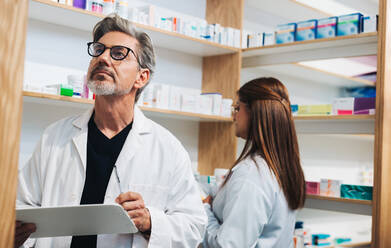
[294,115,375,121]
[305,194,372,216]
[2,0,389,246]
[28,0,239,56]
[242,33,378,66]
[238,4,388,247]
[306,195,372,206]
[23,91,233,122]
[243,63,375,88]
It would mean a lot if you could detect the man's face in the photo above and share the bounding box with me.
[87,31,140,96]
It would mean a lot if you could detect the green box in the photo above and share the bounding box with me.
[60,85,73,97]
[340,184,373,200]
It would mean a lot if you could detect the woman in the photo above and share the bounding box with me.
[203,77,306,248]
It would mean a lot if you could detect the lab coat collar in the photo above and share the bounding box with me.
[71,105,152,134]
[71,105,153,170]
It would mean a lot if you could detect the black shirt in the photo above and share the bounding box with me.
[70,114,132,248]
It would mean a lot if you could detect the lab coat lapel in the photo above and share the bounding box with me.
[115,106,152,171]
[71,108,94,170]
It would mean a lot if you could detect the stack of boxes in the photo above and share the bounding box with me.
[243,12,378,48]
[290,97,376,116]
[137,83,233,117]
[129,5,241,48]
[306,179,373,201]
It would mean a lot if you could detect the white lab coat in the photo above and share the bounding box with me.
[17,106,207,248]
[203,156,296,248]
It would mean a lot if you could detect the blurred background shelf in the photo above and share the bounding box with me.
[28,0,239,56]
[242,33,378,66]
[305,195,372,216]
[23,91,233,122]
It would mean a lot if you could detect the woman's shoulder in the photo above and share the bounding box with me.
[230,156,278,189]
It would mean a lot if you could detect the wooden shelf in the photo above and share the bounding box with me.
[307,194,372,205]
[22,91,233,122]
[294,115,375,134]
[312,242,371,248]
[242,33,378,66]
[242,63,375,88]
[294,115,375,121]
[28,0,239,56]
[305,194,372,215]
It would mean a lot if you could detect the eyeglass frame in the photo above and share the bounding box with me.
[231,104,240,114]
[87,41,140,64]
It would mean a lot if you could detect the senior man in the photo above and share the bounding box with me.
[15,15,206,248]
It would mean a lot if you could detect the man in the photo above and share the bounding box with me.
[15,15,206,248]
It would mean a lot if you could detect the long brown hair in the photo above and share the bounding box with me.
[225,77,306,210]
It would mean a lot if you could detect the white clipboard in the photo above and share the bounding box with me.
[16,204,138,238]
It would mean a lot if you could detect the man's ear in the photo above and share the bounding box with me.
[134,68,150,90]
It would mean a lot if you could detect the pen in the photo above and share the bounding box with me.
[114,165,123,194]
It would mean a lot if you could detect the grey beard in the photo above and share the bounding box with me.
[87,80,131,96]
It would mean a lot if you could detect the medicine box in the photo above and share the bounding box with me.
[263,32,275,46]
[296,20,317,41]
[290,104,298,115]
[332,97,355,115]
[275,23,296,44]
[363,15,378,33]
[337,13,363,36]
[306,181,320,195]
[340,184,373,200]
[316,17,338,39]
[354,97,376,115]
[320,179,341,197]
[298,104,332,116]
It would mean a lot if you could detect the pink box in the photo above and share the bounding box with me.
[306,181,320,195]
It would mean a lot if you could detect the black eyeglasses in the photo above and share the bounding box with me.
[231,104,240,114]
[87,42,138,62]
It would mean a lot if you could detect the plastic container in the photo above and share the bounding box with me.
[68,75,85,99]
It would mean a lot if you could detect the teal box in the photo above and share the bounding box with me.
[275,23,296,44]
[337,13,363,36]
[340,184,372,200]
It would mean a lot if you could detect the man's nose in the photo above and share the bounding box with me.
[96,48,112,65]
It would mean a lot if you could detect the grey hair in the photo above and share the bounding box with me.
[92,14,155,101]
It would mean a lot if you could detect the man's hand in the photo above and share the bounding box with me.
[116,192,151,232]
[14,221,36,248]
[202,195,213,205]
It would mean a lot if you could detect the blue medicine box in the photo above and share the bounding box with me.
[275,23,296,44]
[296,19,317,41]
[316,17,338,39]
[337,13,363,36]
[290,104,298,114]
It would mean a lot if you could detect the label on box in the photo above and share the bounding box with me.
[337,13,363,36]
[276,23,296,44]
[316,17,337,39]
[296,20,317,41]
[363,15,378,33]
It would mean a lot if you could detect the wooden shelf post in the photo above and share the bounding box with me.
[373,0,391,247]
[0,0,29,246]
[198,0,244,175]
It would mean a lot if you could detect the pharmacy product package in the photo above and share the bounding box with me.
[296,20,317,41]
[275,23,296,44]
[337,13,363,36]
[316,17,337,39]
